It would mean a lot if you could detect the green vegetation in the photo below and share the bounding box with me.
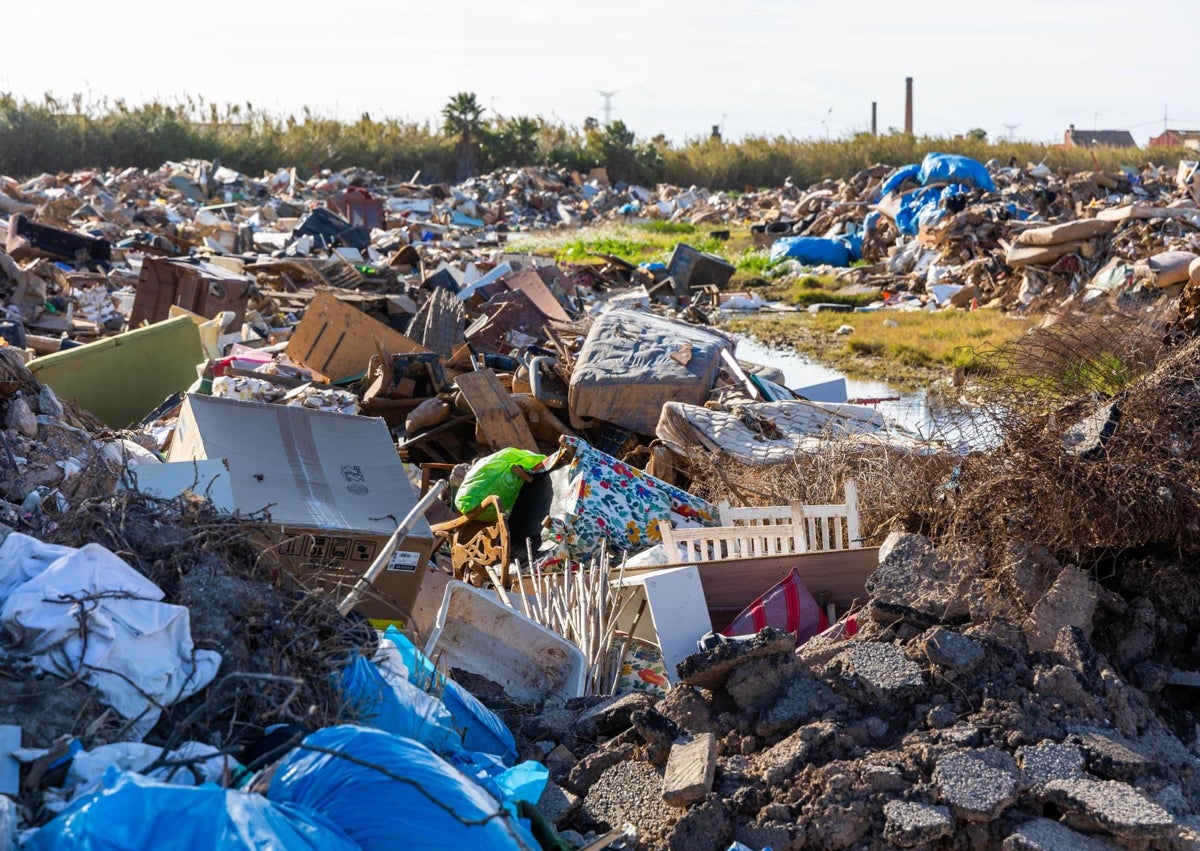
[0,91,1183,188]
[723,310,1036,389]
[509,222,732,264]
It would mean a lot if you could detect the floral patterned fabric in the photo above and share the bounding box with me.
[540,436,716,562]
[613,635,669,698]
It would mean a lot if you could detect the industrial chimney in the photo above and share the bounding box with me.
[871,101,877,137]
[904,77,913,135]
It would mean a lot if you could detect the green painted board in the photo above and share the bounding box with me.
[28,315,203,428]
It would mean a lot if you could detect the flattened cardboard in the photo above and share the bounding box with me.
[287,291,427,383]
[167,394,434,622]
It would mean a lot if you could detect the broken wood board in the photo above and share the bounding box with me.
[287,290,427,383]
[455,368,539,452]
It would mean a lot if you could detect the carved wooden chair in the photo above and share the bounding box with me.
[429,494,511,589]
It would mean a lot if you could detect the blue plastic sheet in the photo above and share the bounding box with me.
[917,152,996,193]
[268,725,532,851]
[878,163,922,198]
[27,767,358,851]
[769,236,851,267]
[380,626,518,764]
[894,185,968,236]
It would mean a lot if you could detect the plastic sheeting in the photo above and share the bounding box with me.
[268,725,533,851]
[769,236,851,267]
[380,626,517,763]
[26,767,359,851]
[0,534,220,738]
[894,185,968,236]
[917,152,996,193]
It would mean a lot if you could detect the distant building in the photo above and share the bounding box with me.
[1149,129,1200,150]
[1062,125,1136,148]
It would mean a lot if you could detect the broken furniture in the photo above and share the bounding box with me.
[429,495,511,588]
[28,314,204,429]
[130,257,253,328]
[568,309,733,436]
[717,480,862,551]
[613,565,710,685]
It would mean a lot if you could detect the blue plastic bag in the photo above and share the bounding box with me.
[268,725,533,851]
[26,767,358,851]
[917,152,996,193]
[381,626,518,764]
[339,653,460,754]
[769,236,851,267]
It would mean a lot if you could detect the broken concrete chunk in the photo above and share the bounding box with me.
[919,626,984,672]
[566,742,636,794]
[574,692,656,741]
[1042,778,1174,839]
[1071,730,1152,781]
[754,721,838,786]
[631,708,682,763]
[724,652,801,711]
[676,628,795,690]
[662,733,717,807]
[839,642,924,701]
[867,532,976,620]
[1002,817,1122,850]
[660,686,717,736]
[934,749,1019,821]
[1022,566,1098,653]
[882,800,954,848]
[1016,741,1085,790]
[756,673,840,739]
[666,796,731,851]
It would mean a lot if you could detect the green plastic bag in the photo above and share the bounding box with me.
[454,448,546,521]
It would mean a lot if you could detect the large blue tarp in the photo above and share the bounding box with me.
[917,152,996,193]
[878,163,922,198]
[894,185,969,236]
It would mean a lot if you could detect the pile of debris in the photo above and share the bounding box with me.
[2,154,1200,850]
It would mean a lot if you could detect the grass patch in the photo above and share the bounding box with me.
[723,309,1036,390]
[634,221,696,235]
[508,221,747,266]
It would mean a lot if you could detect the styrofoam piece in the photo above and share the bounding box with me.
[424,581,587,703]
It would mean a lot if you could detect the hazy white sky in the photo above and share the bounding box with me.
[5,0,1196,146]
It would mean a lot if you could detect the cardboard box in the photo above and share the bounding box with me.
[167,394,434,624]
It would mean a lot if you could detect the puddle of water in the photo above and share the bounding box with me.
[733,335,1000,452]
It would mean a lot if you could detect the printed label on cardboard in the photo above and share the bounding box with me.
[386,550,421,572]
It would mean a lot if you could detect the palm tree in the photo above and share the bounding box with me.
[442,92,484,180]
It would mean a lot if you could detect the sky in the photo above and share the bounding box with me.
[4,0,1197,147]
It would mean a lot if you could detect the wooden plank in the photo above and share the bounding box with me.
[286,290,427,382]
[454,368,539,452]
